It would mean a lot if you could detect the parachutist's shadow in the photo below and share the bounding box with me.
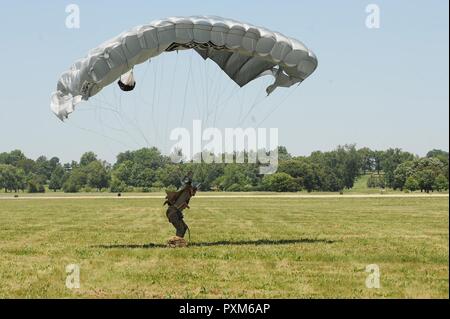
[191,238,336,247]
[93,238,336,249]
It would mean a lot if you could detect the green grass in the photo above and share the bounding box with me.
[0,195,448,298]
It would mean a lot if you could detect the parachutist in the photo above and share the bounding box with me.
[164,172,198,248]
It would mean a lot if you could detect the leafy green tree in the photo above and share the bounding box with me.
[215,164,259,191]
[113,148,170,188]
[63,168,87,193]
[0,164,24,192]
[116,147,170,170]
[16,158,35,175]
[85,161,110,191]
[0,150,26,166]
[393,161,415,190]
[426,149,449,163]
[112,160,134,186]
[381,148,416,188]
[34,156,53,181]
[49,166,65,192]
[262,173,299,192]
[434,174,448,191]
[156,165,182,188]
[279,158,323,192]
[110,177,127,193]
[310,144,360,190]
[80,152,98,167]
[133,167,155,188]
[404,176,419,192]
[27,174,45,193]
[277,146,292,161]
[373,150,384,175]
[367,174,385,189]
[358,147,374,174]
[320,168,344,192]
[416,169,436,193]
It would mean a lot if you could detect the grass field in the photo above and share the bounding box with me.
[0,195,448,298]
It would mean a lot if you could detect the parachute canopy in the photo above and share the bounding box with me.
[51,16,318,120]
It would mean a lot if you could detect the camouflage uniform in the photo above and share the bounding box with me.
[166,189,191,238]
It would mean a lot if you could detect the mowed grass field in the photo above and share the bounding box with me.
[0,195,448,298]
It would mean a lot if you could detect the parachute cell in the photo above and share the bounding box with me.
[51,16,318,120]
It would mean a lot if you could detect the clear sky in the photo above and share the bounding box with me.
[0,0,448,163]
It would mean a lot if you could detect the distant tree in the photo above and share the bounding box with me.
[262,173,299,192]
[63,168,87,193]
[49,166,65,192]
[310,144,360,190]
[109,177,127,193]
[277,146,292,161]
[215,164,259,191]
[27,174,45,193]
[434,174,449,191]
[416,169,436,193]
[320,168,344,192]
[116,147,170,170]
[367,174,385,189]
[404,176,419,192]
[85,161,110,191]
[358,147,374,174]
[0,150,26,166]
[0,164,25,192]
[373,150,384,175]
[112,160,134,186]
[16,158,35,174]
[156,165,180,188]
[393,161,415,190]
[340,144,361,189]
[132,167,155,188]
[426,149,449,164]
[80,152,98,167]
[382,148,415,188]
[34,156,53,181]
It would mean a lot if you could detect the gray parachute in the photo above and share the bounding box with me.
[51,16,318,120]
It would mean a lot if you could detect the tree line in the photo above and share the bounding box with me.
[0,146,448,193]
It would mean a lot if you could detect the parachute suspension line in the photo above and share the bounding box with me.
[131,92,151,148]
[194,54,205,125]
[163,51,180,153]
[209,62,228,128]
[203,57,210,124]
[95,94,122,158]
[89,95,146,148]
[200,58,210,126]
[189,54,202,120]
[155,53,167,145]
[133,61,155,148]
[236,87,246,126]
[150,56,160,144]
[237,79,268,126]
[86,102,135,136]
[199,54,209,126]
[107,67,153,149]
[213,84,240,127]
[97,71,150,148]
[256,85,299,127]
[179,50,193,127]
[66,119,134,150]
[205,61,223,127]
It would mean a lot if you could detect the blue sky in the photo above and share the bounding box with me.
[0,0,448,163]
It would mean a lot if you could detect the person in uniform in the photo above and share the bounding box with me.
[164,172,197,247]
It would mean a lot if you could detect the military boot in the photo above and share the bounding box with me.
[167,236,188,248]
